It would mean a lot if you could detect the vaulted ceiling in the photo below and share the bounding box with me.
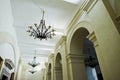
[11,0,85,70]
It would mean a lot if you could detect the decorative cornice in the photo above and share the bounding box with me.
[83,0,98,13]
[66,0,98,34]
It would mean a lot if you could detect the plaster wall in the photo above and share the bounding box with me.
[108,0,120,16]
[0,0,20,79]
[0,43,14,79]
[0,43,14,63]
[66,0,120,80]
[17,62,22,80]
[54,36,68,80]
[26,71,42,80]
[87,1,120,80]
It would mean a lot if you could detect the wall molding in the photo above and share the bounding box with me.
[87,31,98,47]
[66,0,98,34]
[55,36,66,51]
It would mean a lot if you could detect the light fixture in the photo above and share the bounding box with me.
[29,69,37,74]
[27,10,55,40]
[28,51,40,68]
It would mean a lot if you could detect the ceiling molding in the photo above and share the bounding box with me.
[21,52,51,57]
[18,42,54,47]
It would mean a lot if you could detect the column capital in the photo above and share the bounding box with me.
[67,54,84,63]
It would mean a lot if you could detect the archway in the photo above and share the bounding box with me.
[48,63,51,80]
[10,72,14,80]
[70,27,103,80]
[54,53,63,80]
[0,32,16,79]
[0,43,15,80]
[83,38,103,80]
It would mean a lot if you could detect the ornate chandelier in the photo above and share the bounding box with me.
[28,52,40,68]
[27,10,55,40]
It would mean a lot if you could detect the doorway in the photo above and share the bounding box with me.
[48,64,51,80]
[83,38,103,80]
[2,74,8,80]
[54,53,63,80]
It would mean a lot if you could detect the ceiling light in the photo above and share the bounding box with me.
[27,10,56,40]
[29,70,37,74]
[63,0,80,4]
[28,50,40,67]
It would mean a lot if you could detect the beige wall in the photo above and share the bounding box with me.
[0,0,20,79]
[54,36,68,80]
[50,0,120,80]
[34,0,120,80]
[66,0,120,80]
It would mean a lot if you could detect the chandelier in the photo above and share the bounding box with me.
[28,52,40,68]
[29,69,37,74]
[27,10,55,40]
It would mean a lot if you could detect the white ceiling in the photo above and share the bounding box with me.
[11,0,84,70]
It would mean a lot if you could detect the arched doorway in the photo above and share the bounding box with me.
[70,27,103,80]
[0,33,16,80]
[0,43,15,80]
[83,38,103,80]
[10,72,14,80]
[48,63,51,80]
[54,53,63,80]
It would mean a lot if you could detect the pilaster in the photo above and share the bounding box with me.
[67,54,87,80]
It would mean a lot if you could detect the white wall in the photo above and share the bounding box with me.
[0,0,16,38]
[0,43,15,79]
[26,70,43,80]
[0,43,14,63]
[17,63,22,80]
[0,0,20,79]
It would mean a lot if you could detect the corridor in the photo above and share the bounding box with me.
[0,0,120,80]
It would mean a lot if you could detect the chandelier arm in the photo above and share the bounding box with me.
[37,28,40,35]
[32,28,38,35]
[43,28,49,35]
[45,29,55,35]
[45,31,52,36]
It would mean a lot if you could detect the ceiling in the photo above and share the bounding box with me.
[11,0,84,70]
